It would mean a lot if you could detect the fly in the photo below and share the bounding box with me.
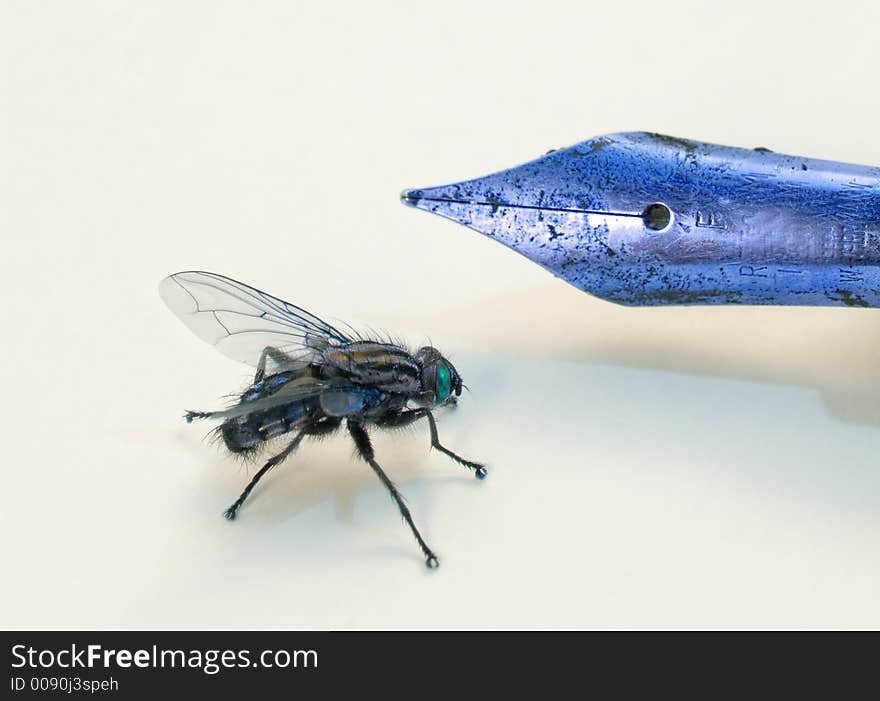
[159,271,486,569]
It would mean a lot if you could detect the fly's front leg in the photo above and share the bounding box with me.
[347,419,439,569]
[255,346,295,383]
[378,409,487,480]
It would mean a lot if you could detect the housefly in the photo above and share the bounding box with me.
[159,271,486,568]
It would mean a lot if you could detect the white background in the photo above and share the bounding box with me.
[3,1,880,629]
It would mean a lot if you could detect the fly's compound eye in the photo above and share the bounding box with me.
[435,363,452,402]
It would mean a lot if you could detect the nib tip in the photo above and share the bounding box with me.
[400,189,423,207]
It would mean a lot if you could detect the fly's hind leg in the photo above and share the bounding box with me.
[186,347,295,423]
[185,410,215,423]
[377,409,487,480]
[255,346,296,383]
[223,428,307,520]
[347,419,439,569]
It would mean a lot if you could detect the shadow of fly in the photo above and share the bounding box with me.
[159,271,486,568]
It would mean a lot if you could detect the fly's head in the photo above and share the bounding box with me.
[415,346,462,408]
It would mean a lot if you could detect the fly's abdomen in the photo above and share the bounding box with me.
[220,370,314,453]
[220,401,309,453]
[220,415,262,454]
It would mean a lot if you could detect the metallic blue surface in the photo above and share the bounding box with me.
[402,132,880,307]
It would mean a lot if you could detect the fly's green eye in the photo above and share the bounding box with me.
[436,364,451,402]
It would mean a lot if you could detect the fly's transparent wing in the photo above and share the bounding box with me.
[159,271,352,367]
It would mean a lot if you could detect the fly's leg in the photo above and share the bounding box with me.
[347,419,439,569]
[378,409,487,480]
[304,416,342,438]
[255,346,295,383]
[185,410,215,423]
[186,347,295,423]
[223,428,306,520]
[425,411,487,479]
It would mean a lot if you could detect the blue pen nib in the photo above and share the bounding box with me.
[402,132,880,308]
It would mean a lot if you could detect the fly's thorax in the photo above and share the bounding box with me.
[321,341,422,395]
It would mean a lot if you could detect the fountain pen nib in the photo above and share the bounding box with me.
[401,131,880,308]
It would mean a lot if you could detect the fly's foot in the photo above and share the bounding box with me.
[426,555,440,569]
[452,455,486,478]
[185,410,213,423]
[440,449,486,478]
[223,507,238,521]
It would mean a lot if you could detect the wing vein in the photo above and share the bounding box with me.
[159,271,354,367]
